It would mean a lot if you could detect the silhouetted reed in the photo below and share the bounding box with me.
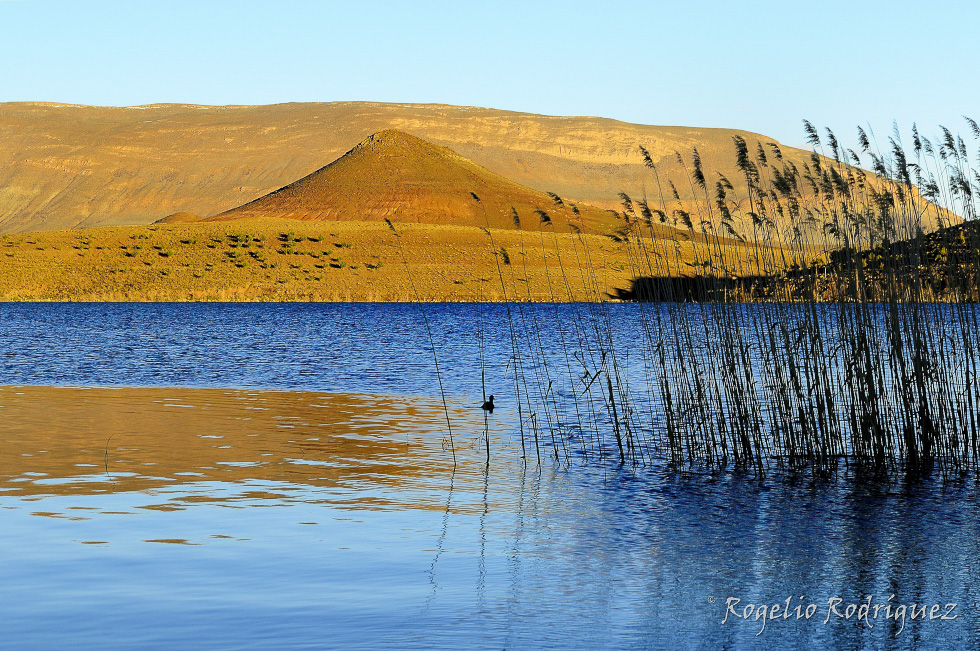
[450,118,980,480]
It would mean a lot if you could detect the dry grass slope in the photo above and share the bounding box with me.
[0,218,731,301]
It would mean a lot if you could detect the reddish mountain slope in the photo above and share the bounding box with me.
[211,130,621,233]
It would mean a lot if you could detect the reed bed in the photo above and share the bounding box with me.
[452,118,980,479]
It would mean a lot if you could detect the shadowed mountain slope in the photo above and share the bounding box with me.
[211,130,621,233]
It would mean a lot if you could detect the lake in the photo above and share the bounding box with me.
[0,302,978,649]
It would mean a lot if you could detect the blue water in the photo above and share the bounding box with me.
[1,302,978,649]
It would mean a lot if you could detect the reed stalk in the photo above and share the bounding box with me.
[440,118,980,480]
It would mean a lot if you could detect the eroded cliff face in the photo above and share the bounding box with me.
[0,101,791,233]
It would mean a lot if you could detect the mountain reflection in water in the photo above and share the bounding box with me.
[0,386,465,508]
[1,385,979,649]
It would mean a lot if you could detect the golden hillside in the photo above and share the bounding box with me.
[0,101,823,234]
[0,218,722,302]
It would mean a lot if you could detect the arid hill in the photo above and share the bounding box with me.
[212,130,622,233]
[0,101,830,234]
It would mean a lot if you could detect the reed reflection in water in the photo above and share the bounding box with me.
[0,385,978,649]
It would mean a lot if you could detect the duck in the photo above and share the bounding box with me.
[481,395,495,413]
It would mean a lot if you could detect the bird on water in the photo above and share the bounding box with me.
[481,395,495,413]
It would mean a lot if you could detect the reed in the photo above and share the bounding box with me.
[449,117,980,479]
[385,218,457,468]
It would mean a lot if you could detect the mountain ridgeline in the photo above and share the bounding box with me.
[0,101,842,234]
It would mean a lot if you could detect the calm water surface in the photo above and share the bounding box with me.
[0,302,978,649]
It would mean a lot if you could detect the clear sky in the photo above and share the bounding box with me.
[1,0,976,147]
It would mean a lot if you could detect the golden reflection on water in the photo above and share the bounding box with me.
[0,385,465,508]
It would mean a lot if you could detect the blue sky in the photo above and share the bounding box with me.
[0,0,976,147]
